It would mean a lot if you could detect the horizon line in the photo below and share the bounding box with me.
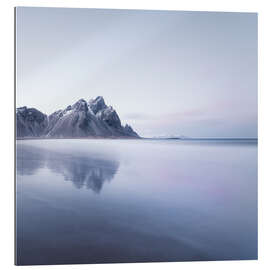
[143,137,258,140]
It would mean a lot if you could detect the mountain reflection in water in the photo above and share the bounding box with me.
[17,144,119,193]
[16,139,257,265]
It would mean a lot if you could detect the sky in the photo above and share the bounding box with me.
[16,7,257,138]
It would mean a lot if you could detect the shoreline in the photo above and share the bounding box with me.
[16,136,142,140]
[15,137,257,141]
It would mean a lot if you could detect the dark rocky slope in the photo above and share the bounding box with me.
[16,97,139,139]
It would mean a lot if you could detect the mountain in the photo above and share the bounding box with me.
[16,107,48,137]
[16,97,139,139]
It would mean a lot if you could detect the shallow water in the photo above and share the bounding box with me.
[15,139,257,265]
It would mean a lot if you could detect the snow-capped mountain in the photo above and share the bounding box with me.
[16,96,139,139]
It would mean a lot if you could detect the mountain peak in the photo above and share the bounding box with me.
[16,106,27,112]
[16,107,48,137]
[95,96,104,102]
[88,96,107,114]
[72,99,88,112]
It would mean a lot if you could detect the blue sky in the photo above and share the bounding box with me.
[16,7,257,137]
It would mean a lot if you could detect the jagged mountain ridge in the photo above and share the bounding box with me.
[16,96,139,138]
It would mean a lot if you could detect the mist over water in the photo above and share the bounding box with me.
[16,139,257,265]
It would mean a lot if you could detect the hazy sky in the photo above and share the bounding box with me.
[16,7,257,138]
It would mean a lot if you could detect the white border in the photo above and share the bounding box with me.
[1,0,269,269]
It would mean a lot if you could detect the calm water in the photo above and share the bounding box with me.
[16,139,257,265]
